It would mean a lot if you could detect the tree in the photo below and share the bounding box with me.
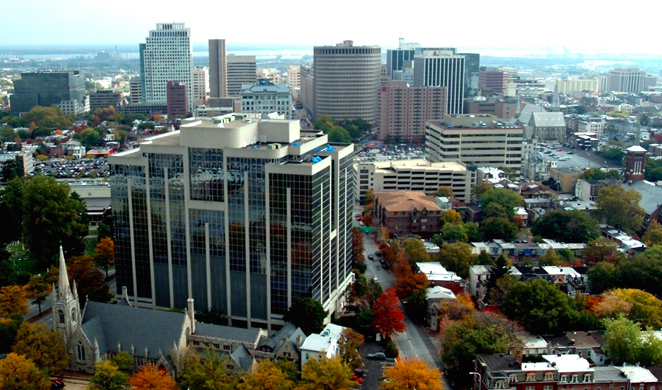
[475,251,493,266]
[129,364,176,390]
[603,316,642,365]
[583,237,621,267]
[402,238,431,263]
[531,209,601,244]
[438,242,474,279]
[588,262,619,294]
[485,254,510,296]
[473,182,493,196]
[26,275,52,315]
[643,220,662,247]
[365,189,374,205]
[111,351,134,374]
[480,217,518,242]
[538,248,561,266]
[440,209,462,226]
[90,360,129,390]
[595,184,646,235]
[580,168,622,181]
[351,228,365,265]
[0,126,16,144]
[0,313,23,353]
[327,126,352,143]
[314,115,335,132]
[22,176,88,265]
[395,271,428,301]
[372,288,406,339]
[435,186,455,198]
[67,255,113,305]
[463,222,483,242]
[94,237,115,279]
[178,350,237,390]
[80,128,101,149]
[441,223,468,243]
[480,189,523,219]
[284,297,327,335]
[0,177,26,246]
[12,322,68,374]
[0,353,50,390]
[296,356,354,390]
[21,106,72,130]
[381,357,443,390]
[338,328,365,370]
[362,214,374,227]
[0,285,29,317]
[238,359,293,390]
[597,289,662,329]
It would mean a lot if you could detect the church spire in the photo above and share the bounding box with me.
[552,82,560,110]
[58,246,71,298]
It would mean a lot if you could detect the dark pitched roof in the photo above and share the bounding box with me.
[478,354,521,371]
[82,301,186,360]
[195,322,262,344]
[81,316,107,356]
[645,366,662,381]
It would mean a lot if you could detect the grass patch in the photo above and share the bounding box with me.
[85,238,97,257]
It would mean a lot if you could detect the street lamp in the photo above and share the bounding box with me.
[469,371,482,390]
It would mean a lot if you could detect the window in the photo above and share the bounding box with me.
[527,386,535,390]
[58,310,65,324]
[224,345,231,351]
[71,309,76,322]
[77,342,85,361]
[526,374,536,382]
[544,373,554,381]
[192,341,200,346]
[544,386,553,390]
[572,375,579,383]
[509,375,518,383]
[560,375,568,383]
[584,375,591,383]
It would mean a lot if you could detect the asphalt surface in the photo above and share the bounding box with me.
[538,145,619,170]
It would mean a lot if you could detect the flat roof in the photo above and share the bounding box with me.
[618,366,658,383]
[367,159,467,172]
[542,354,592,373]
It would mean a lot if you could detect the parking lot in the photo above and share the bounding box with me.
[355,144,426,163]
[33,158,109,178]
[537,142,615,169]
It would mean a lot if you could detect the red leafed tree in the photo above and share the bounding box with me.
[362,214,375,227]
[372,288,406,339]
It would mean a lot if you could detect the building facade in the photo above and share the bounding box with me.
[227,55,257,98]
[11,70,87,115]
[353,159,472,203]
[89,90,122,111]
[413,50,465,115]
[556,78,600,94]
[192,66,209,107]
[479,67,509,95]
[425,114,523,170]
[140,23,193,111]
[607,68,646,93]
[209,39,227,98]
[460,53,480,98]
[109,114,354,330]
[240,80,292,120]
[378,80,447,143]
[623,145,646,183]
[166,81,190,118]
[530,112,566,141]
[287,66,300,91]
[312,41,381,124]
[129,77,142,104]
[373,190,443,238]
[385,39,419,76]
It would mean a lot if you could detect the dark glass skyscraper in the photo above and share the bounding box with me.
[11,70,86,115]
[109,114,354,330]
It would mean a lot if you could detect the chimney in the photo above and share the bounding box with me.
[296,334,303,348]
[187,298,195,334]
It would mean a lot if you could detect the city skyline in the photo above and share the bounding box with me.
[2,0,661,56]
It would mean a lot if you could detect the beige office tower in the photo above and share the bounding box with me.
[209,39,227,98]
[313,40,381,124]
[227,54,257,98]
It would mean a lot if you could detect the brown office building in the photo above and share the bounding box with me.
[166,80,189,118]
[373,190,442,238]
[379,81,446,143]
[479,68,508,95]
[209,39,227,98]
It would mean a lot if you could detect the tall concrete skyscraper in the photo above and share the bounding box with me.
[208,39,227,98]
[109,114,355,330]
[140,23,193,111]
[312,40,381,124]
[608,68,646,93]
[227,54,256,98]
[413,50,465,115]
[386,38,419,76]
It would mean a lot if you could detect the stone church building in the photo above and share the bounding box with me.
[52,247,307,374]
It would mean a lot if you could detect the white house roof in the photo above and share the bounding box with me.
[542,354,592,373]
[522,362,556,371]
[427,286,456,300]
[300,323,344,357]
[626,145,647,152]
[416,262,462,282]
[618,366,658,383]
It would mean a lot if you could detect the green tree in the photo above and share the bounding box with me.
[580,168,622,181]
[284,297,328,335]
[0,313,23,353]
[80,128,101,149]
[401,238,431,263]
[21,106,72,129]
[538,248,561,266]
[463,221,483,242]
[12,322,68,374]
[442,223,468,243]
[178,350,238,390]
[480,188,523,219]
[480,217,518,241]
[90,360,130,390]
[297,356,354,390]
[558,248,575,264]
[531,209,601,243]
[486,254,510,295]
[475,251,493,266]
[22,176,88,265]
[0,353,51,390]
[643,220,662,247]
[314,115,335,132]
[0,177,26,244]
[327,126,352,143]
[435,186,455,198]
[583,237,621,267]
[588,262,619,294]
[473,182,493,197]
[595,184,646,235]
[438,242,474,279]
[111,351,134,373]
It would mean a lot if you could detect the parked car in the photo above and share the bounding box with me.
[368,255,374,260]
[367,352,387,360]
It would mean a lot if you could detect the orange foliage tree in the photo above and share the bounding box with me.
[0,285,29,317]
[382,357,443,390]
[129,364,177,390]
[351,228,365,265]
[0,353,50,390]
[362,214,375,227]
[372,288,406,339]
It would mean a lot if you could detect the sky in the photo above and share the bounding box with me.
[3,0,661,56]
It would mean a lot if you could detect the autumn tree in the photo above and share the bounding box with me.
[67,255,113,305]
[238,359,293,390]
[94,237,115,279]
[643,220,662,247]
[129,364,177,390]
[381,357,443,390]
[395,271,429,301]
[372,288,406,339]
[12,322,68,374]
[284,297,327,335]
[440,209,462,226]
[596,289,662,328]
[595,184,646,234]
[351,228,365,265]
[364,189,375,205]
[338,328,365,370]
[402,238,430,263]
[435,186,455,198]
[296,356,354,390]
[0,285,29,317]
[583,237,621,267]
[26,275,51,315]
[90,360,130,390]
[438,242,474,279]
[0,353,51,390]
[362,214,375,227]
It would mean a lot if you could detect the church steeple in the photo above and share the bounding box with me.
[57,246,71,299]
[53,245,81,345]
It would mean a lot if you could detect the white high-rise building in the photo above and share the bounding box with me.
[287,66,300,90]
[192,66,209,107]
[140,23,193,110]
[413,50,465,115]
